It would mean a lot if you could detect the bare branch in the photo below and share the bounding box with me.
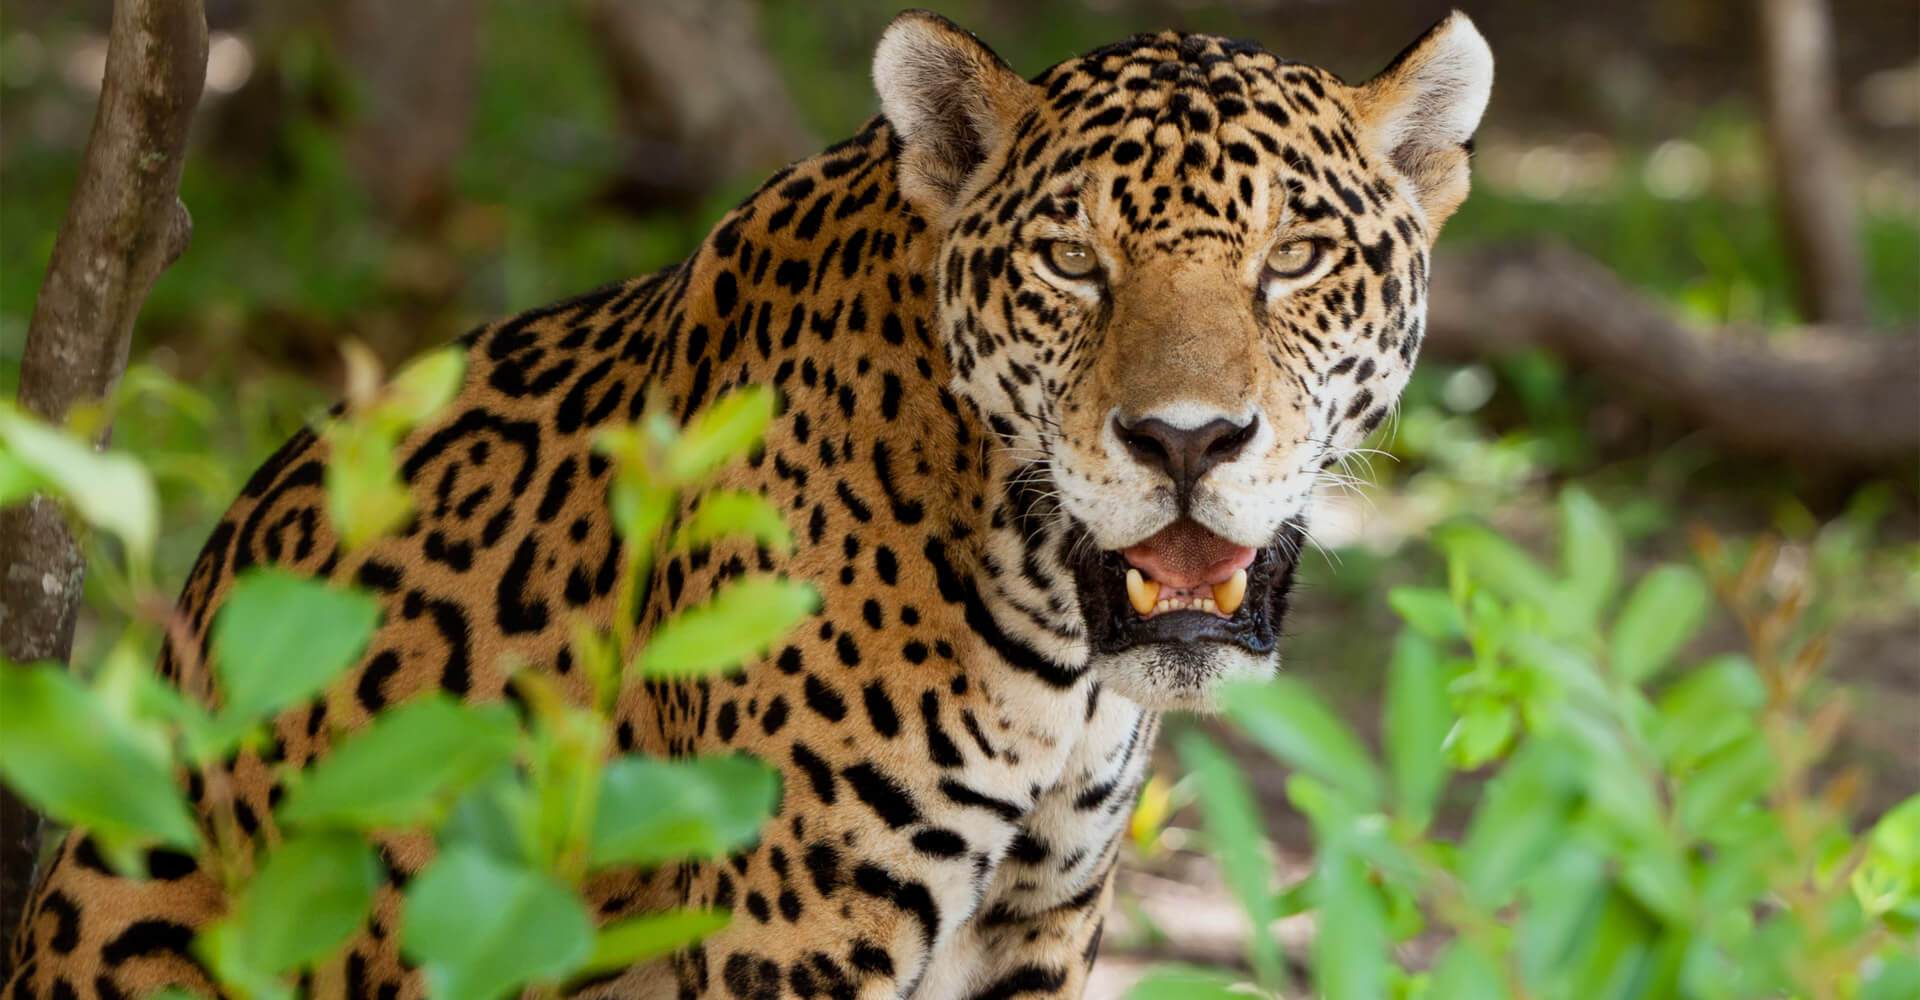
[1426,242,1919,465]
[0,0,207,968]
[1758,0,1868,325]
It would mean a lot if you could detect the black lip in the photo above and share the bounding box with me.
[1069,519,1306,657]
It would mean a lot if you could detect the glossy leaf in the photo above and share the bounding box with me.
[590,754,780,868]
[1221,676,1382,808]
[0,661,199,851]
[636,576,818,678]
[278,697,519,831]
[402,845,593,1000]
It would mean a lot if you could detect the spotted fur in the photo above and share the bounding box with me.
[8,11,1489,999]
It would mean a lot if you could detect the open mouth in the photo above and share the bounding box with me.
[1070,517,1305,657]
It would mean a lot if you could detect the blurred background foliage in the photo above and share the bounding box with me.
[2,0,1916,989]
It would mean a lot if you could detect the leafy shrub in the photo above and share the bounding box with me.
[1140,489,1920,1000]
[0,356,809,999]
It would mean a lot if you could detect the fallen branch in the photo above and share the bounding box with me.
[0,0,207,969]
[1425,241,1920,465]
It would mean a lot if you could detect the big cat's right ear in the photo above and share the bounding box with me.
[1352,11,1493,231]
[873,10,1036,214]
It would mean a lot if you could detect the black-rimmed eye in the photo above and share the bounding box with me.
[1042,240,1100,280]
[1264,238,1325,280]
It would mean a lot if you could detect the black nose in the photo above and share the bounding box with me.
[1114,413,1258,497]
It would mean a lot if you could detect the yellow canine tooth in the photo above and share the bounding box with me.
[1126,568,1160,616]
[1212,568,1248,616]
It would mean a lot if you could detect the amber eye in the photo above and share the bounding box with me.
[1043,240,1100,280]
[1265,239,1324,280]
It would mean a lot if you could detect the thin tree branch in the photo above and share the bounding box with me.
[0,0,207,971]
[1426,242,1919,465]
[1758,0,1868,325]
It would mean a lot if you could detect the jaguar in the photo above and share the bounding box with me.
[8,8,1491,998]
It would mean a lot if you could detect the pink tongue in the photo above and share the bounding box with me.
[1122,521,1256,590]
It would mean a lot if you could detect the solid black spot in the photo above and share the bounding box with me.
[910,828,968,858]
[861,681,900,738]
[841,762,921,828]
[803,675,848,722]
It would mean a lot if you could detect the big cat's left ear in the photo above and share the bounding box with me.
[1352,11,1493,230]
[874,10,1037,215]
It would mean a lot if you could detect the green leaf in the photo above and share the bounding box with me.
[1177,732,1285,992]
[1861,952,1920,1000]
[278,697,520,831]
[402,845,593,1000]
[590,754,780,868]
[636,576,818,678]
[1610,565,1710,684]
[1459,739,1580,908]
[1428,940,1507,1000]
[1124,965,1247,1000]
[0,406,158,566]
[379,349,467,428]
[666,385,776,484]
[1313,838,1389,1000]
[1559,486,1621,629]
[581,909,731,973]
[203,832,380,975]
[1447,696,1517,770]
[672,490,794,554]
[0,661,199,851]
[1437,522,1563,614]
[0,448,43,505]
[1387,586,1466,639]
[1653,655,1765,770]
[323,423,412,550]
[211,569,381,724]
[1853,794,1920,917]
[1675,732,1774,834]
[1384,633,1450,829]
[1220,676,1382,808]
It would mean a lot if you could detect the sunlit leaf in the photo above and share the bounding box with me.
[1124,965,1246,1000]
[402,845,593,1000]
[672,489,793,554]
[380,349,467,428]
[0,406,158,566]
[636,576,818,678]
[1459,739,1580,908]
[666,386,776,484]
[589,754,780,869]
[1177,732,1285,992]
[1387,586,1466,639]
[581,909,731,973]
[1313,838,1389,1000]
[1559,486,1621,630]
[0,661,199,852]
[278,697,520,831]
[1384,633,1450,830]
[201,833,380,976]
[212,569,380,724]
[1610,565,1709,684]
[1220,676,1381,808]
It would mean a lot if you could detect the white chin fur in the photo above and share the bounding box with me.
[1093,643,1277,712]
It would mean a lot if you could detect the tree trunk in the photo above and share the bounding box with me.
[0,0,207,971]
[332,0,480,227]
[1757,0,1868,326]
[1426,242,1919,465]
[588,0,815,211]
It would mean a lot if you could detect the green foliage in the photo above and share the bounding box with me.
[0,376,805,998]
[1144,491,1920,1000]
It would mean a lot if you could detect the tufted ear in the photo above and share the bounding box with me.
[873,10,1035,214]
[1352,11,1493,230]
